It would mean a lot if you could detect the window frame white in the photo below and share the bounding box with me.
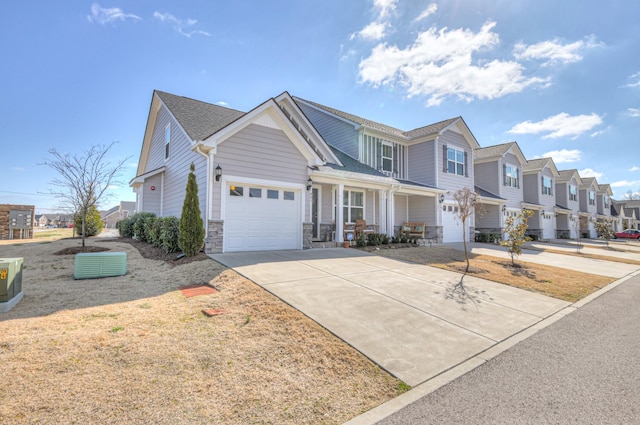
[447,147,465,176]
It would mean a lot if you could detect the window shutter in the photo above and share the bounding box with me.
[464,151,468,177]
[393,144,398,175]
[541,176,544,193]
[503,164,507,186]
[376,141,382,171]
[443,145,448,172]
[516,169,520,188]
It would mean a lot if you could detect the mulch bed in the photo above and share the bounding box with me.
[53,237,210,267]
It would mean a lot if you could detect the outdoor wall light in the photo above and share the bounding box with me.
[502,204,507,213]
[541,210,545,216]
[215,165,222,182]
[438,193,445,203]
[306,177,313,191]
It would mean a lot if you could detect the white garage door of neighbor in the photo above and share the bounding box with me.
[225,184,300,252]
[442,204,466,243]
[542,213,555,239]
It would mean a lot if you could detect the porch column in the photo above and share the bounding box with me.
[379,190,387,235]
[387,190,395,237]
[336,184,344,242]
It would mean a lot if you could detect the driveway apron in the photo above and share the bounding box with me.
[210,248,569,387]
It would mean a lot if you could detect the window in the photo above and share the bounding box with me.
[229,186,243,197]
[249,188,262,198]
[164,124,171,159]
[267,189,278,199]
[604,195,610,208]
[283,191,295,201]
[569,185,577,201]
[504,165,519,188]
[343,190,364,222]
[589,190,595,205]
[447,147,465,176]
[542,176,553,195]
[382,143,393,173]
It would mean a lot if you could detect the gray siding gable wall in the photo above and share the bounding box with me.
[211,124,308,220]
[474,161,498,194]
[539,167,556,210]
[523,173,539,204]
[438,130,474,194]
[297,103,359,159]
[501,153,524,207]
[407,140,435,186]
[145,105,207,219]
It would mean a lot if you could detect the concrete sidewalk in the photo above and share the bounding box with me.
[211,248,569,387]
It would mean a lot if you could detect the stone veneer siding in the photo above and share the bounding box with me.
[205,220,224,254]
[302,222,313,249]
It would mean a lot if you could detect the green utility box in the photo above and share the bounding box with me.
[74,252,128,280]
[0,257,24,312]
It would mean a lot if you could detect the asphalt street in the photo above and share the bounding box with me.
[376,273,640,425]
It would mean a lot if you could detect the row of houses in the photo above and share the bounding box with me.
[33,201,136,229]
[129,90,638,253]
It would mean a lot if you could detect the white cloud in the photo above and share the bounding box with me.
[358,21,549,106]
[579,168,604,180]
[153,12,210,37]
[611,180,640,188]
[625,72,640,88]
[630,166,640,172]
[374,0,397,19]
[414,3,437,22]
[87,3,141,25]
[216,101,229,107]
[508,112,603,139]
[513,35,602,66]
[539,149,582,163]
[626,108,640,117]
[352,22,387,41]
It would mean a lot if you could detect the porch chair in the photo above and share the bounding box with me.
[355,219,375,239]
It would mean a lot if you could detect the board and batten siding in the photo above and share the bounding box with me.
[297,103,359,158]
[145,105,207,219]
[437,130,474,194]
[407,140,435,186]
[212,124,309,220]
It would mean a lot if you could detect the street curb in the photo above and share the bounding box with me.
[343,268,640,425]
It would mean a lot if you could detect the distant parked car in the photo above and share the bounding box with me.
[614,229,640,239]
[45,224,55,228]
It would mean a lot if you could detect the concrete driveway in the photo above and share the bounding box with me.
[211,248,569,387]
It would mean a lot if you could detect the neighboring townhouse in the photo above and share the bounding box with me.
[522,158,560,240]
[578,177,599,238]
[596,183,613,225]
[103,201,136,229]
[130,90,479,253]
[473,142,526,239]
[555,170,582,239]
[295,97,479,244]
[612,199,640,230]
[35,214,48,227]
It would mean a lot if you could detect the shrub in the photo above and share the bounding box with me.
[117,217,134,238]
[356,234,367,247]
[74,205,103,237]
[145,216,163,247]
[160,216,180,253]
[132,212,156,242]
[475,232,501,243]
[178,163,205,257]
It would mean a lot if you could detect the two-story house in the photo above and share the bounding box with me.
[473,142,526,239]
[555,169,582,239]
[596,183,613,225]
[578,177,599,238]
[130,90,479,253]
[522,158,560,240]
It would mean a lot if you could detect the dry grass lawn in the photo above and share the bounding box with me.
[369,245,616,302]
[0,237,400,425]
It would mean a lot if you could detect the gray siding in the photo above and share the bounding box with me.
[523,174,539,204]
[142,173,162,215]
[212,124,308,220]
[298,103,359,158]
[555,182,569,207]
[437,130,474,196]
[540,168,556,210]
[474,161,498,194]
[408,140,435,186]
[394,194,408,226]
[407,195,435,224]
[500,156,524,208]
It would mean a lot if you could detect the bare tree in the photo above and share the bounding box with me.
[453,187,478,274]
[42,142,129,247]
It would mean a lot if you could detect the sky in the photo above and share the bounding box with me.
[1,0,639,214]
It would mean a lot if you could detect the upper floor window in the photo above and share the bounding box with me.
[446,147,465,176]
[164,124,171,160]
[542,176,553,196]
[504,165,519,188]
[343,190,364,222]
[569,185,577,201]
[589,190,595,205]
[382,143,393,173]
[604,195,610,208]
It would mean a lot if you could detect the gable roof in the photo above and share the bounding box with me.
[557,169,582,184]
[523,157,559,176]
[474,141,526,164]
[579,176,598,190]
[293,97,478,146]
[155,91,245,141]
[598,183,613,196]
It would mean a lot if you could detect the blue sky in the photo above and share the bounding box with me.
[2,0,639,214]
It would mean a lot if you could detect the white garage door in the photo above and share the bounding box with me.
[224,184,300,252]
[442,204,466,243]
[542,212,555,239]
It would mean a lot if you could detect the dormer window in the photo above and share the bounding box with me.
[382,142,393,173]
[542,176,553,195]
[569,185,577,201]
[589,190,595,205]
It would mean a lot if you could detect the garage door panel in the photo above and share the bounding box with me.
[442,204,467,243]
[225,183,300,252]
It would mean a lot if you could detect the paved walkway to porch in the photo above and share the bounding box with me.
[210,248,569,387]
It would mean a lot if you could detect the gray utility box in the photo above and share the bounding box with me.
[0,257,24,312]
[74,252,127,280]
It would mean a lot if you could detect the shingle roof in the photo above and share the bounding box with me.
[294,97,460,141]
[474,142,515,160]
[523,157,549,171]
[155,91,246,141]
[475,186,505,200]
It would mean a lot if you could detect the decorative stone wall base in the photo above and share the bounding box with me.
[303,222,313,249]
[205,220,224,254]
